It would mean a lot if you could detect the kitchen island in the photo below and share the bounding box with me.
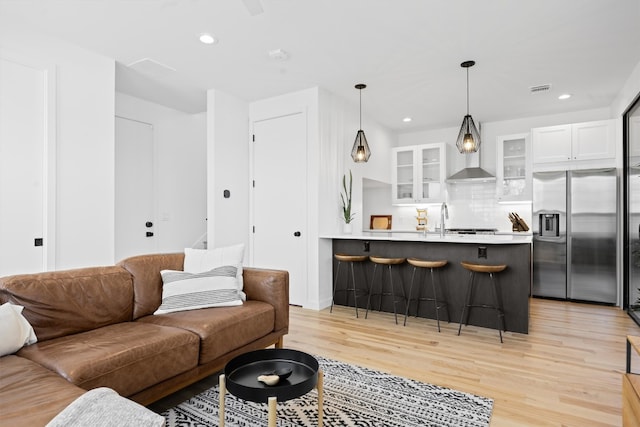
[322,231,532,334]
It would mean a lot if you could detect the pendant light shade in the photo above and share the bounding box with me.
[456,61,481,154]
[351,83,371,163]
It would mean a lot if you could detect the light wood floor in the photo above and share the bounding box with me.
[284,298,639,427]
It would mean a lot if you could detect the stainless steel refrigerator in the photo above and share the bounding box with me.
[532,169,617,303]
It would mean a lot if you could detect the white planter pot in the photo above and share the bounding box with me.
[343,223,352,234]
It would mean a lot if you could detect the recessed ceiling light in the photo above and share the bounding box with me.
[558,93,571,100]
[403,117,412,123]
[268,49,289,61]
[199,33,218,45]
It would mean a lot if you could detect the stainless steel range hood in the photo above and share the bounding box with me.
[446,150,495,183]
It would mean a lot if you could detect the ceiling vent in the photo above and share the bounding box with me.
[127,58,176,80]
[529,84,552,94]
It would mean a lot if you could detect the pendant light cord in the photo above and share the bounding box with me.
[359,88,362,131]
[466,67,470,116]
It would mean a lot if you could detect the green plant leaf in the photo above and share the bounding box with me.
[340,170,355,223]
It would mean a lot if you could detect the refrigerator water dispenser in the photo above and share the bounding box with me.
[539,213,560,237]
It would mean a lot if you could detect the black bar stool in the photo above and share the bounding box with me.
[331,254,369,318]
[457,261,507,342]
[404,258,449,332]
[365,256,406,324]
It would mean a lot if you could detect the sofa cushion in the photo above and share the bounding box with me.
[17,322,199,397]
[0,266,134,341]
[138,300,275,364]
[118,253,185,319]
[0,355,86,427]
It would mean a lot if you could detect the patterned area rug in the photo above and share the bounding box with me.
[162,356,493,427]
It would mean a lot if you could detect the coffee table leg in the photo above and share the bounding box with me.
[219,374,226,427]
[268,396,277,427]
[317,369,324,426]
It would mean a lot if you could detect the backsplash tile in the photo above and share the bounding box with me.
[362,179,531,232]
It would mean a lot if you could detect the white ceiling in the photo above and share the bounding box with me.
[1,0,639,132]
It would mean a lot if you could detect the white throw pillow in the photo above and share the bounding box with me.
[155,265,243,314]
[0,302,37,356]
[184,244,245,296]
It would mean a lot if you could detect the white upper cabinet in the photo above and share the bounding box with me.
[571,120,616,161]
[531,125,572,164]
[496,133,531,201]
[392,143,446,204]
[532,119,616,170]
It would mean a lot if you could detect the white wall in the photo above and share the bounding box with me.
[612,59,640,117]
[115,92,207,254]
[0,24,115,269]
[318,89,396,235]
[206,89,250,255]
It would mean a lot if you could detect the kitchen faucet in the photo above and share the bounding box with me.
[440,202,449,238]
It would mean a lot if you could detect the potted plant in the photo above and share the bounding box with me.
[341,170,355,233]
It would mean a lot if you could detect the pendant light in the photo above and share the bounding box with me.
[351,83,371,163]
[455,60,481,154]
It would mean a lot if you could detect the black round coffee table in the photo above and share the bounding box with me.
[219,348,324,426]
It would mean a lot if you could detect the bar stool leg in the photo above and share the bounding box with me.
[457,271,475,336]
[330,261,343,313]
[489,272,505,343]
[388,265,398,324]
[438,268,451,324]
[349,262,359,318]
[403,266,418,326]
[414,268,424,318]
[365,264,379,319]
[430,267,442,332]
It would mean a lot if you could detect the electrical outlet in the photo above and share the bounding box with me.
[478,246,487,259]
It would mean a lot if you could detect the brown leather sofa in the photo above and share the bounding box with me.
[0,253,289,426]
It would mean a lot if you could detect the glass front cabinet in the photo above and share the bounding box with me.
[496,133,531,201]
[392,143,446,204]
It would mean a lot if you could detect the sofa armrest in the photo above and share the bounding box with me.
[242,268,289,333]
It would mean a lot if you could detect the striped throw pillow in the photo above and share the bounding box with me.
[155,266,243,314]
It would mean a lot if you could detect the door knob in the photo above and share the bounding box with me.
[146,232,154,237]
[294,231,301,237]
[145,221,153,228]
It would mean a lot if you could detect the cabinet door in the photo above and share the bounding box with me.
[392,146,416,203]
[497,133,530,201]
[532,125,571,163]
[417,144,445,202]
[571,120,615,161]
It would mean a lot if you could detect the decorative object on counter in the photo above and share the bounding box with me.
[508,212,529,232]
[455,60,481,154]
[416,208,427,230]
[351,83,371,163]
[341,170,354,233]
[370,215,392,230]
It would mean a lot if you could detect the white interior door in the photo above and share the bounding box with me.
[252,112,307,306]
[115,116,156,262]
[0,56,47,276]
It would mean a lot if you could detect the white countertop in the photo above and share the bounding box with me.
[320,230,532,244]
